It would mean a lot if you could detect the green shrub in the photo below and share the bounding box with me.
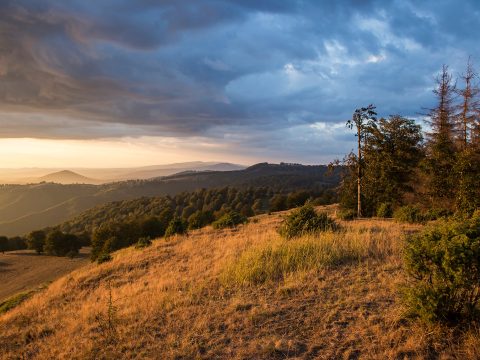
[97,253,113,264]
[336,208,356,221]
[212,211,247,229]
[279,205,337,239]
[376,203,393,218]
[423,208,452,221]
[165,217,188,238]
[393,205,424,223]
[403,217,480,323]
[135,237,152,249]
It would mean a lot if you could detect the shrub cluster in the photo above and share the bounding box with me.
[279,205,337,239]
[393,205,424,223]
[336,208,356,221]
[165,217,188,238]
[212,211,247,229]
[376,202,393,218]
[0,236,27,253]
[393,205,453,224]
[404,213,480,323]
[135,237,152,249]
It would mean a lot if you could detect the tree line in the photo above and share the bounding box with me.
[337,60,480,217]
[0,185,337,259]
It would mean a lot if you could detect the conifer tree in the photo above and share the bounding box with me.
[424,65,457,204]
[456,58,480,148]
[346,104,377,217]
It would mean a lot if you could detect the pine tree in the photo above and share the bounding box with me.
[346,104,377,217]
[424,65,457,205]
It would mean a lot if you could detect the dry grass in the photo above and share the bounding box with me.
[0,210,479,359]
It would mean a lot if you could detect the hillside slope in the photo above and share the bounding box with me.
[1,211,478,359]
[0,163,339,236]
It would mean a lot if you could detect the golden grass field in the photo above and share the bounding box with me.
[1,208,479,359]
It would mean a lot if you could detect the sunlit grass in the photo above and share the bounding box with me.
[222,226,398,286]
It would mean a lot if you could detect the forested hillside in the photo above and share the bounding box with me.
[0,163,340,236]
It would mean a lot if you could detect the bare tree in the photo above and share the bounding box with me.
[346,104,377,217]
[456,58,480,148]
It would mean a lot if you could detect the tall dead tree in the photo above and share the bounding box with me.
[456,58,480,148]
[346,104,377,217]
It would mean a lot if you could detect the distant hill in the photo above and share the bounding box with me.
[118,162,244,180]
[0,163,341,236]
[0,162,245,184]
[37,170,101,185]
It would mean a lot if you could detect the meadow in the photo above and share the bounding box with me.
[1,207,478,359]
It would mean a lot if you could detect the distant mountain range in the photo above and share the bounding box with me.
[0,161,245,184]
[0,163,340,236]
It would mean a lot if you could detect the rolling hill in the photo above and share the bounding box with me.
[0,162,245,184]
[1,211,478,359]
[37,170,101,185]
[0,163,340,236]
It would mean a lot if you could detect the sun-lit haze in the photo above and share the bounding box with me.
[0,137,253,168]
[1,1,480,167]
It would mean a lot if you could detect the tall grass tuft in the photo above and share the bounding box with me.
[223,227,393,286]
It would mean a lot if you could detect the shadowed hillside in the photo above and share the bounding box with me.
[0,164,340,236]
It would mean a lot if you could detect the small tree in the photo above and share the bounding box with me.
[27,230,46,255]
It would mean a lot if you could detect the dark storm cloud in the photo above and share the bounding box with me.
[0,0,479,159]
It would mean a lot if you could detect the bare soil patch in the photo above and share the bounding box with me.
[0,248,90,301]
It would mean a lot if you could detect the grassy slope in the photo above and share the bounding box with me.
[0,210,479,359]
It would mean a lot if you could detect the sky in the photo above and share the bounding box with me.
[0,0,479,168]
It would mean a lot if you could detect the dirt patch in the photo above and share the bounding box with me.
[0,248,90,301]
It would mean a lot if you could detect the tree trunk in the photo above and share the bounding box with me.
[357,126,362,217]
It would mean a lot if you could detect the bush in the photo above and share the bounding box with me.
[97,252,112,264]
[336,208,356,221]
[212,211,247,229]
[279,205,337,239]
[165,217,188,238]
[135,237,152,249]
[393,205,424,223]
[404,217,480,323]
[423,208,452,221]
[376,203,393,218]
[188,210,214,230]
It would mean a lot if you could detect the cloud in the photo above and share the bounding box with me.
[0,0,479,162]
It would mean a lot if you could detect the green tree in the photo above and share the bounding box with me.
[165,217,188,238]
[44,231,81,257]
[0,236,8,253]
[27,230,46,255]
[364,115,424,212]
[423,65,457,205]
